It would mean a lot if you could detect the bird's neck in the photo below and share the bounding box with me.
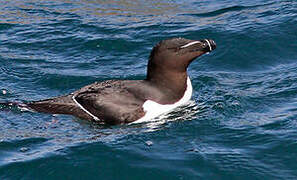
[146,66,188,100]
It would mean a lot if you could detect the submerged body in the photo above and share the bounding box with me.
[19,38,216,124]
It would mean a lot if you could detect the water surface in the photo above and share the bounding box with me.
[0,0,297,179]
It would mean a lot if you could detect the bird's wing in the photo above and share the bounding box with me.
[74,81,146,124]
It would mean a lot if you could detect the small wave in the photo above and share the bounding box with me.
[185,3,274,18]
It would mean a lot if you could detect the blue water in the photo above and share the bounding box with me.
[0,0,297,179]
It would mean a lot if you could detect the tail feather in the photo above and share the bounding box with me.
[26,94,93,120]
[26,94,76,114]
[1,94,94,120]
[0,94,75,113]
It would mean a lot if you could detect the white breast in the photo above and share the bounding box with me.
[133,77,193,123]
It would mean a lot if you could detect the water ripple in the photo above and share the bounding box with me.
[1,0,297,179]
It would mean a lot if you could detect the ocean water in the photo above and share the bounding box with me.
[0,0,297,179]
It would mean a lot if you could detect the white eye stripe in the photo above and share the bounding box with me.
[180,39,212,51]
[180,41,200,48]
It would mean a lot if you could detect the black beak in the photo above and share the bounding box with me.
[202,39,216,52]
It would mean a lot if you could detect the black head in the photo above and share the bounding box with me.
[147,37,216,81]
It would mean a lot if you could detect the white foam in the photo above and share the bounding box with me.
[133,77,193,123]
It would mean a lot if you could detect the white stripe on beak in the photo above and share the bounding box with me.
[205,39,212,51]
[180,41,200,48]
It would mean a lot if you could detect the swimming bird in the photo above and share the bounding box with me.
[2,38,216,125]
